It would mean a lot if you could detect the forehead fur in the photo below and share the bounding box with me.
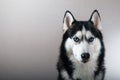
[66,21,103,40]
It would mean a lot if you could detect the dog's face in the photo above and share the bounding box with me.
[63,10,103,63]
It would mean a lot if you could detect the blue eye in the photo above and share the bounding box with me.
[73,36,80,42]
[88,37,94,42]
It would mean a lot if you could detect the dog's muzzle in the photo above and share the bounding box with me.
[81,53,90,63]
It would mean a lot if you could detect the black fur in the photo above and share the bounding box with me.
[57,10,105,80]
[57,31,74,80]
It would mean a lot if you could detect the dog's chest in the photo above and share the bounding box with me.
[72,60,96,80]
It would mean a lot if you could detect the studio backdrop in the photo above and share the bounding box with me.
[0,0,120,80]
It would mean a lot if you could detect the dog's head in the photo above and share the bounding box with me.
[63,10,104,63]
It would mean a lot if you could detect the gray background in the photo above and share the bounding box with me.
[0,0,120,80]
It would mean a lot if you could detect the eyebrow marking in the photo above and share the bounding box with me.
[86,31,94,39]
[75,31,82,39]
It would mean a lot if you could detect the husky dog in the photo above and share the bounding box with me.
[57,10,105,80]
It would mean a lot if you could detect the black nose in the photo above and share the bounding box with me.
[81,53,90,59]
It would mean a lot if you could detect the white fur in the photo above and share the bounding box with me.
[86,31,94,39]
[71,57,96,80]
[65,38,74,56]
[65,26,102,80]
[74,31,82,39]
[82,26,86,36]
[61,70,71,80]
[73,40,88,61]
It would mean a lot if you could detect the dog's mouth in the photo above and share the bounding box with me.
[82,58,89,63]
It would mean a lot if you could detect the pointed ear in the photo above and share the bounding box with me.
[63,10,75,32]
[90,10,102,30]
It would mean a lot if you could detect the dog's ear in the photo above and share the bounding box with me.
[90,10,102,30]
[63,10,75,32]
